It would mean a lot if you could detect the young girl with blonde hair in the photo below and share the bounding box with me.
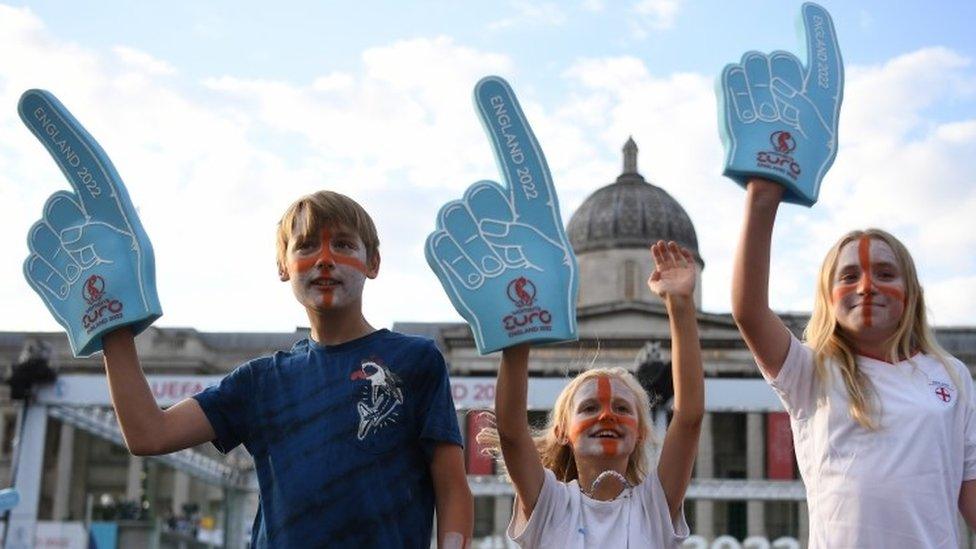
[484,241,704,548]
[732,179,976,548]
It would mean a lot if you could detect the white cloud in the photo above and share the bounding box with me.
[557,46,976,326]
[581,0,605,12]
[1,3,975,340]
[0,15,521,333]
[629,0,682,38]
[488,1,568,31]
[926,275,976,326]
[113,46,177,76]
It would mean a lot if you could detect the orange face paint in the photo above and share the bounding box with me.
[831,236,906,328]
[857,237,874,327]
[290,228,369,273]
[568,376,639,457]
[287,228,370,307]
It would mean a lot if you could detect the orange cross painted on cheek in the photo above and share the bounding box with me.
[569,376,639,456]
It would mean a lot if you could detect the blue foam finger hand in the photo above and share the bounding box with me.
[18,89,161,357]
[716,2,843,206]
[426,76,579,354]
[442,201,505,276]
[474,77,560,242]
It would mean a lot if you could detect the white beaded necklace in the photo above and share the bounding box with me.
[583,469,633,498]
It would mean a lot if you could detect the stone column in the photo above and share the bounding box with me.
[746,413,765,537]
[224,488,248,549]
[172,470,190,515]
[52,422,75,520]
[694,412,714,539]
[125,455,144,502]
[5,403,47,549]
[494,495,512,537]
[0,411,7,455]
[798,502,809,547]
[69,431,90,520]
[144,460,159,516]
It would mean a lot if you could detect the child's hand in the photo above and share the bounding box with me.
[647,241,696,299]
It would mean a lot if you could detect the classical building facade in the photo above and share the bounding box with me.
[3,140,975,546]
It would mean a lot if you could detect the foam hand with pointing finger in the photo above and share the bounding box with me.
[19,90,161,357]
[426,76,579,354]
[717,2,843,206]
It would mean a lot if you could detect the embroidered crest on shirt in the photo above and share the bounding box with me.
[350,359,404,440]
[929,380,954,404]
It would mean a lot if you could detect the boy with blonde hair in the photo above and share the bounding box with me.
[108,190,472,547]
[116,191,472,547]
[18,89,471,548]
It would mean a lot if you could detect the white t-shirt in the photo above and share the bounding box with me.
[508,468,689,548]
[765,335,976,548]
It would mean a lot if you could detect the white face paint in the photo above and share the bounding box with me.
[567,376,640,459]
[282,226,376,312]
[831,238,906,343]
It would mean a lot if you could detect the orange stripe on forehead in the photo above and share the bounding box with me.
[290,228,369,274]
[568,376,638,457]
[597,376,611,406]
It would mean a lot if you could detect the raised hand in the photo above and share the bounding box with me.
[426,76,579,354]
[647,241,696,299]
[19,90,161,357]
[718,2,843,206]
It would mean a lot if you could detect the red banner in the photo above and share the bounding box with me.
[465,413,494,475]
[766,412,795,479]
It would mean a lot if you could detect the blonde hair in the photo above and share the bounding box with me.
[477,367,657,485]
[805,228,955,429]
[275,191,380,270]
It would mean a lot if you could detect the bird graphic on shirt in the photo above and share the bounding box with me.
[350,360,404,440]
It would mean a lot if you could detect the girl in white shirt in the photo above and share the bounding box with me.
[480,241,704,548]
[731,178,976,548]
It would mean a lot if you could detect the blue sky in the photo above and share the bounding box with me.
[1,0,975,334]
[21,1,976,88]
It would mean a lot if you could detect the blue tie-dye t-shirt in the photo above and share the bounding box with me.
[193,329,463,548]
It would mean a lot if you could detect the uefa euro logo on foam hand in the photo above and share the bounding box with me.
[426,76,579,354]
[19,90,161,357]
[717,2,844,206]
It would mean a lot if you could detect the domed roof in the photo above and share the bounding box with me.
[567,138,702,265]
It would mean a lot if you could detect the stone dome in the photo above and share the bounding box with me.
[567,138,702,266]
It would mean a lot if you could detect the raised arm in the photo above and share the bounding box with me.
[102,328,215,455]
[495,344,546,523]
[731,179,792,377]
[649,242,704,521]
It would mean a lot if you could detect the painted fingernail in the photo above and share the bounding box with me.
[480,220,507,236]
[482,256,502,273]
[61,227,81,243]
[771,79,796,98]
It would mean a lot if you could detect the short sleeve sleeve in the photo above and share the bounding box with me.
[192,362,253,453]
[642,471,690,543]
[415,344,463,455]
[763,333,818,420]
[959,360,976,481]
[508,468,568,546]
